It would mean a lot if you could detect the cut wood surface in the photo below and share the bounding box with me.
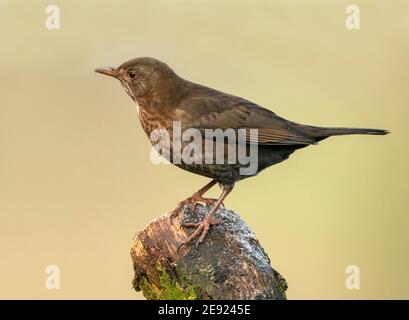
[131,204,287,300]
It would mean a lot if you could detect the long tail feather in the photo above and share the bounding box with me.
[293,124,390,142]
[310,126,389,137]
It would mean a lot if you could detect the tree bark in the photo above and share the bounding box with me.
[131,204,287,300]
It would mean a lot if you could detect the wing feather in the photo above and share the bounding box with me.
[173,90,315,146]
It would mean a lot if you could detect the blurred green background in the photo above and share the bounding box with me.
[0,0,407,299]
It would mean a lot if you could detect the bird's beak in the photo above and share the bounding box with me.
[95,67,118,78]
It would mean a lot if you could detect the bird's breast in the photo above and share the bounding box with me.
[137,105,172,139]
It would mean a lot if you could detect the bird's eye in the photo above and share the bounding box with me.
[128,71,136,79]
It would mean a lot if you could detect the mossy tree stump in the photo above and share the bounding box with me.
[131,204,287,300]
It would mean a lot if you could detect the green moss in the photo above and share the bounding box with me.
[156,262,199,300]
[138,261,201,300]
[137,275,161,300]
[277,275,288,299]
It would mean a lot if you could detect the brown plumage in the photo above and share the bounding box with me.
[95,57,389,247]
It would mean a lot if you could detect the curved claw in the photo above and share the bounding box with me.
[178,217,222,249]
[177,242,185,252]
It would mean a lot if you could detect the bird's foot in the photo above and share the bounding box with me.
[178,216,222,250]
[170,192,218,220]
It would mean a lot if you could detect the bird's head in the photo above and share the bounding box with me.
[95,57,178,101]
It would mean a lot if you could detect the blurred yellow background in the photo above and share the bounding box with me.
[0,0,408,299]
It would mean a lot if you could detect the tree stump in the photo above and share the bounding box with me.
[131,204,287,300]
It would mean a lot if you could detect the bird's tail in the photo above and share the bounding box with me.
[293,124,390,142]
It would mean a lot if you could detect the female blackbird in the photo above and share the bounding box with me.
[95,57,388,248]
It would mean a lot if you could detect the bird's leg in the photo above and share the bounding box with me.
[178,185,233,249]
[170,179,218,219]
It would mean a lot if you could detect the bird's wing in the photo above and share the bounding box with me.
[174,91,315,146]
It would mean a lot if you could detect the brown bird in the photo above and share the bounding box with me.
[95,57,389,248]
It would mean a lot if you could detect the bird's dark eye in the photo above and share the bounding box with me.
[128,71,136,79]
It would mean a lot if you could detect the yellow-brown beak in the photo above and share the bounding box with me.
[94,67,118,78]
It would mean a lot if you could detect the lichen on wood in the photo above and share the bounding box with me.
[131,204,287,300]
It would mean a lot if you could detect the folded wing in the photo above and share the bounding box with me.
[175,91,316,146]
